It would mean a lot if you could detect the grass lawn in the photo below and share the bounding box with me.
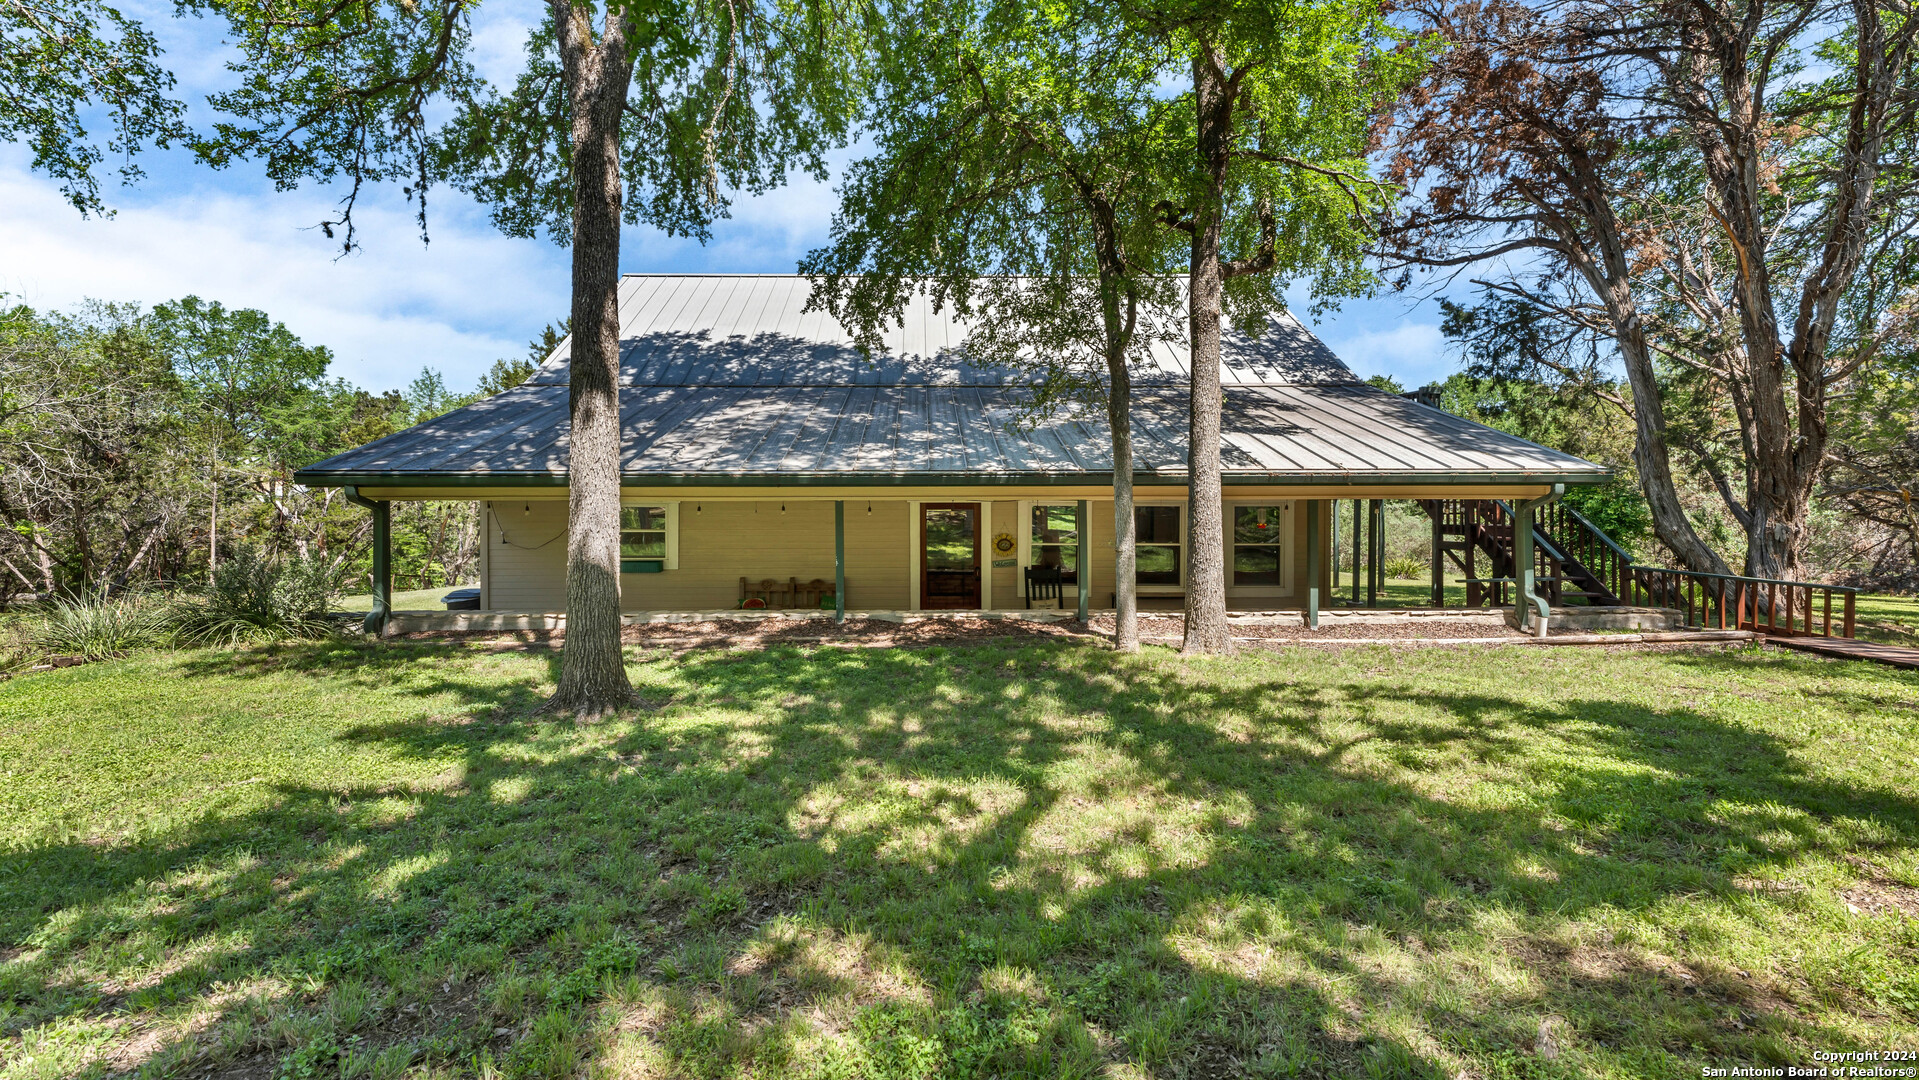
[1854,593,1919,647]
[3,638,1917,1079]
[336,587,478,613]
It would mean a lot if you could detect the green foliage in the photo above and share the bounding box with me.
[24,593,176,659]
[1382,554,1425,580]
[1563,481,1653,557]
[150,295,336,472]
[0,0,187,214]
[172,547,343,646]
[476,358,538,398]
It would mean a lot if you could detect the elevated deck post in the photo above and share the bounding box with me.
[1305,500,1321,629]
[1430,505,1444,608]
[834,500,845,624]
[1076,499,1089,623]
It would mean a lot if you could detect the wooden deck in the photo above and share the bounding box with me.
[1767,635,1919,670]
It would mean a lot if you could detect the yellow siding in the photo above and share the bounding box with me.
[988,500,1019,608]
[623,500,908,611]
[485,501,569,610]
[477,493,1336,613]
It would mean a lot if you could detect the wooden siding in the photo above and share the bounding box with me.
[625,500,908,611]
[479,494,1334,612]
[485,500,569,611]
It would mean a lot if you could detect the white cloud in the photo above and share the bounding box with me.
[0,156,570,392]
[1318,318,1454,385]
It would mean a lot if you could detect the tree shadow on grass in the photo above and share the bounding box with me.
[2,638,1915,1078]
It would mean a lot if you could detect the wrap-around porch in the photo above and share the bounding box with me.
[344,481,1573,635]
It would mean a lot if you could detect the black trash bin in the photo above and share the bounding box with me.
[442,587,481,610]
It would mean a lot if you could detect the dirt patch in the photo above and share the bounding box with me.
[1842,857,1919,918]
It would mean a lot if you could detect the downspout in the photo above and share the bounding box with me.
[343,486,390,636]
[1512,484,1565,638]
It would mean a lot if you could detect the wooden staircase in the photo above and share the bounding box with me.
[1420,499,1630,607]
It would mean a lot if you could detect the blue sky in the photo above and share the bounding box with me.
[0,2,1461,393]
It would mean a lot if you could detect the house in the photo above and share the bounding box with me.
[294,274,1607,628]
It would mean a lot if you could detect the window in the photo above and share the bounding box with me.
[1232,505,1285,587]
[1136,505,1181,586]
[621,506,667,567]
[1029,504,1080,580]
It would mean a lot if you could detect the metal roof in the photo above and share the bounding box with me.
[297,274,1606,487]
[527,274,1361,387]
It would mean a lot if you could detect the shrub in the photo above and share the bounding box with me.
[172,548,343,646]
[1384,555,1427,580]
[27,593,176,659]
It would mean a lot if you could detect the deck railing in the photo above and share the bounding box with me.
[1622,566,1858,638]
[1425,498,1859,638]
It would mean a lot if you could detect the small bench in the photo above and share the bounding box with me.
[739,576,841,609]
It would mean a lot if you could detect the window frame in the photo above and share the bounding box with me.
[1133,500,1185,594]
[1023,502,1082,592]
[1223,500,1292,597]
[618,501,679,572]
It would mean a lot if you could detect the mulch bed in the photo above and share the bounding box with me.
[391,616,1092,650]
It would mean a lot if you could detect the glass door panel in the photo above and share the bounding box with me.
[1231,505,1286,588]
[921,504,980,608]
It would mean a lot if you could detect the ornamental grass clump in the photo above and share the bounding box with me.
[171,548,342,647]
[27,593,177,660]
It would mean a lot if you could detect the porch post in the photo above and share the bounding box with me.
[1514,499,1535,632]
[368,499,391,635]
[1305,500,1320,629]
[1366,499,1381,608]
[1351,498,1362,605]
[1075,499,1089,622]
[1430,505,1444,608]
[834,500,845,624]
[1330,498,1341,597]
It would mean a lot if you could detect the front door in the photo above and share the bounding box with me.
[921,503,981,609]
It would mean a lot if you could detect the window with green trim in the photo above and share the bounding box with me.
[620,506,667,561]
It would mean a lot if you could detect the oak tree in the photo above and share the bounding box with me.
[195,0,867,713]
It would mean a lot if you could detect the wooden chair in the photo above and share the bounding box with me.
[1024,565,1064,609]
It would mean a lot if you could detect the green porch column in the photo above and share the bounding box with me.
[1351,498,1362,605]
[1305,500,1320,629]
[834,500,846,624]
[1366,499,1381,608]
[1075,499,1089,622]
[1514,499,1535,632]
[367,499,390,635]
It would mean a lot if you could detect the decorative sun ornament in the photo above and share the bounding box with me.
[992,532,1017,555]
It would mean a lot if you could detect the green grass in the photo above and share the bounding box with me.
[2,638,1917,1079]
[335,586,476,613]
[1854,593,1919,646]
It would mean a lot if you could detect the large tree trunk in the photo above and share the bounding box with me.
[547,1,637,717]
[1106,316,1138,654]
[1182,47,1232,655]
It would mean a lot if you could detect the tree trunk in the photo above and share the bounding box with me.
[1182,46,1232,655]
[208,438,219,574]
[1106,317,1138,654]
[546,0,638,717]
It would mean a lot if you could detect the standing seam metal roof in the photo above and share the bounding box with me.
[295,274,1608,486]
